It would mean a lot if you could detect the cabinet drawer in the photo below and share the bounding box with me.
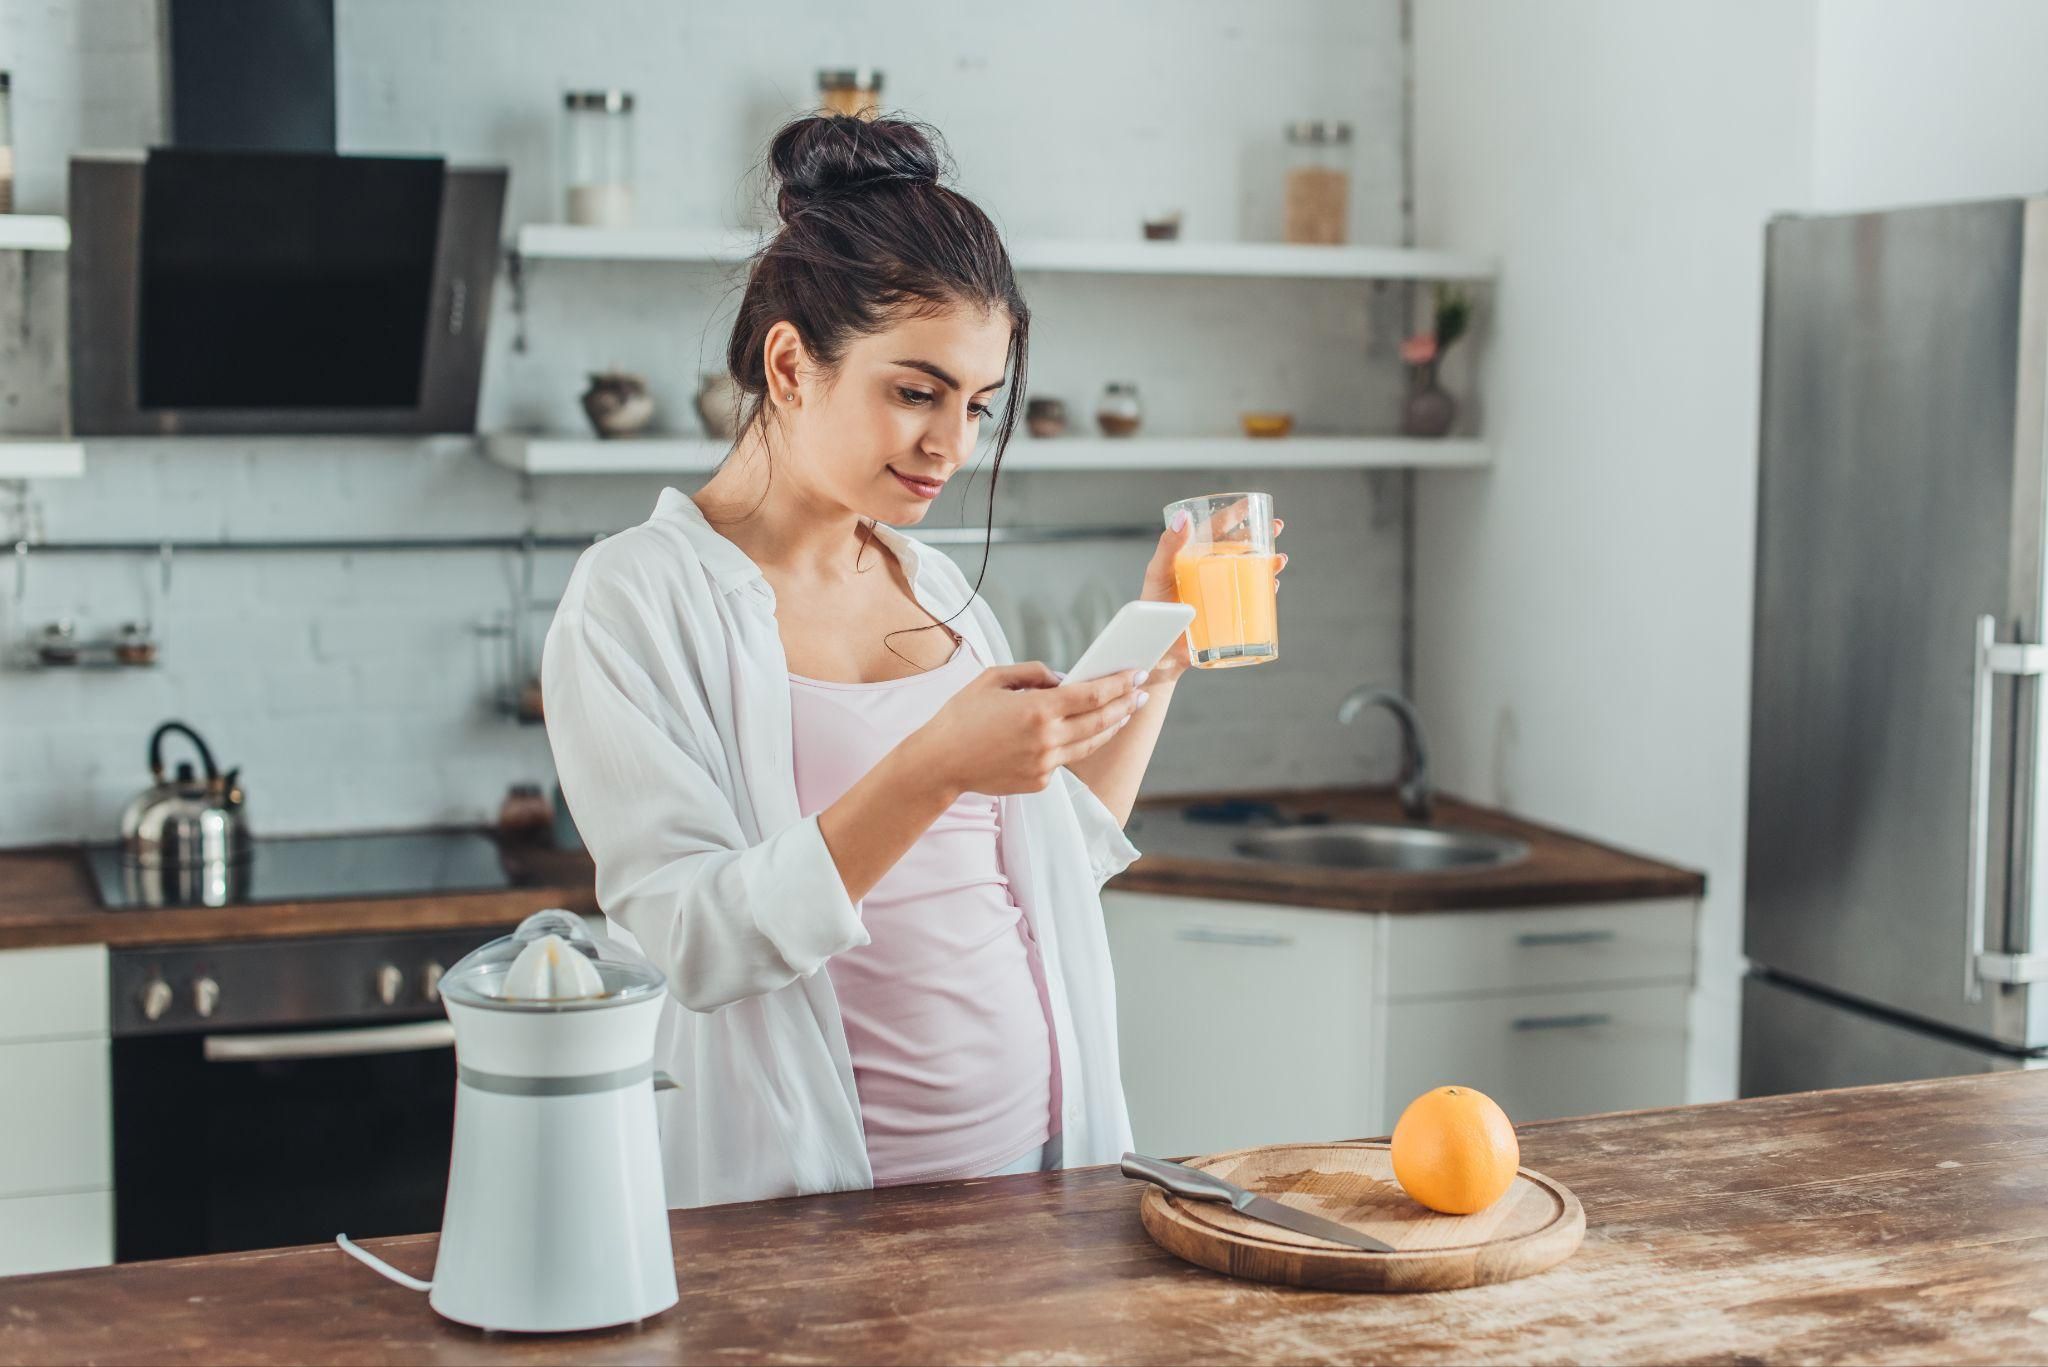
[0,1189,113,1277]
[1104,892,1377,1156]
[1385,901,1695,999]
[0,1038,112,1197]
[0,944,108,1042]
[1382,983,1689,1123]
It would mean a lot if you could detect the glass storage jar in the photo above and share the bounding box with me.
[817,68,883,120]
[1283,120,1352,245]
[36,619,78,666]
[115,622,158,667]
[562,89,636,227]
[1096,382,1143,438]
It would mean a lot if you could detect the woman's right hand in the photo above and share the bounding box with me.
[907,663,1147,797]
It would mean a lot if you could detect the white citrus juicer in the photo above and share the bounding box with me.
[338,910,679,1333]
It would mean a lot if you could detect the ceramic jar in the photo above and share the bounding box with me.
[581,371,655,439]
[696,372,744,440]
[1026,396,1068,438]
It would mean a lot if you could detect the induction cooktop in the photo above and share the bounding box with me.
[86,829,514,909]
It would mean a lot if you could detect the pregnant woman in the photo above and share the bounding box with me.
[543,115,1279,1207]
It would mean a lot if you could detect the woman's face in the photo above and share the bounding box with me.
[782,304,1013,525]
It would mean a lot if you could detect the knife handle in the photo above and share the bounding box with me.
[1120,1152,1237,1203]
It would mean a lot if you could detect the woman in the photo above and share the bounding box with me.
[543,115,1280,1207]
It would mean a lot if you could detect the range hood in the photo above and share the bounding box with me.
[69,0,506,436]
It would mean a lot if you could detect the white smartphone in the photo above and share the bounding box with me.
[1064,600,1197,682]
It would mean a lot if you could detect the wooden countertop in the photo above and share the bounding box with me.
[0,788,1699,950]
[0,839,599,950]
[1111,787,1705,911]
[3,1072,2042,1365]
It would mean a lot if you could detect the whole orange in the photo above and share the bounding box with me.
[1389,1085,1520,1215]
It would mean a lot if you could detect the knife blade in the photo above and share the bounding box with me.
[1120,1152,1396,1253]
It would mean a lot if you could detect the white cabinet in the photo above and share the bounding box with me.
[0,945,113,1278]
[1382,900,1695,998]
[1104,893,1696,1155]
[0,943,106,1040]
[1104,893,1378,1157]
[1381,983,1691,1123]
[0,1192,114,1279]
[0,1039,112,1196]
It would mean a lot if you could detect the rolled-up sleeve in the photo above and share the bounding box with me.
[543,607,868,1013]
[1058,768,1142,888]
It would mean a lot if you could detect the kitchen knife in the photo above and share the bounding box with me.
[1120,1152,1397,1253]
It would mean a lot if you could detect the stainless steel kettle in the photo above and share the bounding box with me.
[119,722,252,902]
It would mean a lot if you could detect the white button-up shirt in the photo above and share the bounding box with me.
[541,489,1139,1207]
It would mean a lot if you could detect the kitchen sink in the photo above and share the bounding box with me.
[1230,822,1529,873]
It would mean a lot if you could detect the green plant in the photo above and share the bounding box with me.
[1433,284,1470,353]
[1403,285,1472,370]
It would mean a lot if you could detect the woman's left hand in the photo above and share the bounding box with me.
[1137,514,1287,682]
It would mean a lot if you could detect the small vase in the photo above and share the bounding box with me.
[581,371,655,439]
[696,372,744,441]
[1401,361,1456,438]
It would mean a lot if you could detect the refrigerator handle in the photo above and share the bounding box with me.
[1967,614,2048,999]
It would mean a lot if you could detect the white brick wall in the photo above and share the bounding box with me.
[0,0,1412,846]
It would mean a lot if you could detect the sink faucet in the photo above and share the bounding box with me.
[1337,686,1434,823]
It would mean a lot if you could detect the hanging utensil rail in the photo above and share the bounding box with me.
[8,523,1158,557]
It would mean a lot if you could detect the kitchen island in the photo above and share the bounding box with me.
[3,1072,2042,1365]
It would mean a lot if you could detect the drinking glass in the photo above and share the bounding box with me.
[1163,491,1279,669]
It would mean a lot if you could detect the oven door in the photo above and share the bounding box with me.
[113,1017,456,1261]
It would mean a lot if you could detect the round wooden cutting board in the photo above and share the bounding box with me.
[1138,1141,1584,1292]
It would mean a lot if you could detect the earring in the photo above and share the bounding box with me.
[785,391,797,402]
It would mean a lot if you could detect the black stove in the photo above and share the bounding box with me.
[85,829,513,909]
[99,827,535,1262]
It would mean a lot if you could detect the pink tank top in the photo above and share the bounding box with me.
[787,640,1058,1185]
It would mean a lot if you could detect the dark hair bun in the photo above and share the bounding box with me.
[769,115,946,220]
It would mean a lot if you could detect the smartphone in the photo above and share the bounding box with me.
[1064,601,1197,682]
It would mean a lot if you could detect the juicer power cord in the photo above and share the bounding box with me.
[335,1233,434,1292]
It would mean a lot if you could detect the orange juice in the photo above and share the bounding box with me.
[1173,545,1280,668]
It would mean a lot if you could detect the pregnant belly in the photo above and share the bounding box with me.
[829,891,1056,1184]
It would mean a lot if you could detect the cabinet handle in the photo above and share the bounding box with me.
[1516,929,1616,948]
[1174,928,1294,947]
[1511,1012,1613,1032]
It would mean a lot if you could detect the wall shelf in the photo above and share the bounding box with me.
[484,433,727,474]
[0,440,86,479]
[482,432,1487,476]
[1009,239,1494,281]
[503,228,1497,466]
[513,224,753,263]
[511,224,1496,282]
[0,216,70,252]
[1007,435,1488,471]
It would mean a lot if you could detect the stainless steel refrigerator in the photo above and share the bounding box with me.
[1743,196,2048,1094]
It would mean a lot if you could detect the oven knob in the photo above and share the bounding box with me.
[375,963,404,1007]
[140,977,173,1022]
[191,976,221,1019]
[420,961,445,1004]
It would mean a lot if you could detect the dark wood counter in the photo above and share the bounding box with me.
[1113,787,1705,911]
[0,840,598,950]
[0,787,1700,949]
[4,1072,2041,1365]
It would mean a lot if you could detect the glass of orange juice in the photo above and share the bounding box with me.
[1163,491,1279,669]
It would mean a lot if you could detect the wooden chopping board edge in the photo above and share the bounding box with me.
[1138,1140,1586,1293]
